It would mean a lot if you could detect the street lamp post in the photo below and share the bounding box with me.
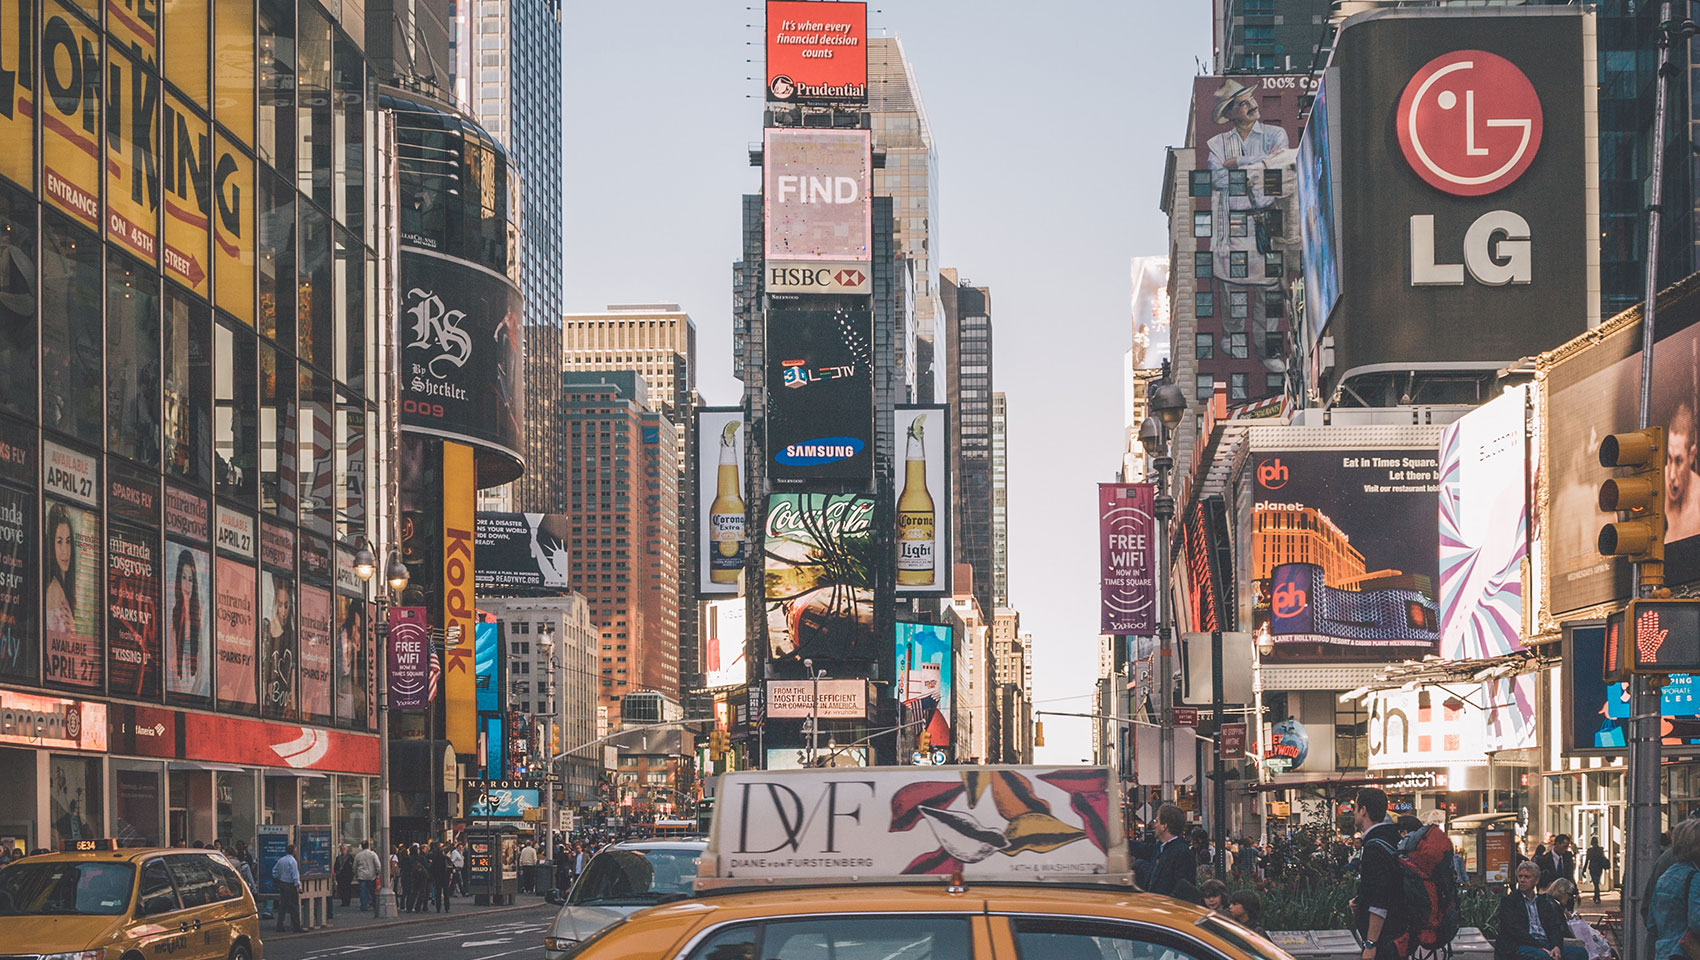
[803,659,826,766]
[355,542,409,920]
[1142,381,1188,803]
[1253,628,1273,846]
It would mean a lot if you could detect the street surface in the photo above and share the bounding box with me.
[262,903,556,960]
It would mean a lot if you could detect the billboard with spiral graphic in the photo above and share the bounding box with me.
[1438,386,1528,660]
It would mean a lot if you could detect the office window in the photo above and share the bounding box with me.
[1194,251,1212,279]
[1265,288,1285,317]
[1337,701,1369,770]
[1265,251,1284,276]
[1229,291,1249,319]
[1229,251,1248,278]
[1263,168,1283,196]
[1230,372,1248,401]
[0,182,35,420]
[1195,375,1214,401]
[42,213,103,446]
[1266,372,1284,396]
[1229,213,1248,237]
[1266,332,1284,360]
[1228,169,1247,197]
[1195,292,1214,318]
[1245,25,1274,41]
[1189,170,1211,197]
[1192,211,1211,237]
[1228,333,1248,359]
[108,247,162,467]
[1194,333,1214,360]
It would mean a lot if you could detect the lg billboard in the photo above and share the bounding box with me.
[1308,8,1597,393]
[766,298,874,487]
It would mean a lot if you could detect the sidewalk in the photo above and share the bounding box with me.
[264,892,556,938]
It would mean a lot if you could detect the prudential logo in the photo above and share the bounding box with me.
[776,437,864,466]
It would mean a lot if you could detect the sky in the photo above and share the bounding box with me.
[563,2,1209,761]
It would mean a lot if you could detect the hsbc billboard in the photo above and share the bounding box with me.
[767,262,871,295]
[1312,8,1597,394]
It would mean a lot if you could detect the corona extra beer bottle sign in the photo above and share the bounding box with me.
[897,414,935,586]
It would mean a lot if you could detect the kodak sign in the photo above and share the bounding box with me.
[442,441,476,755]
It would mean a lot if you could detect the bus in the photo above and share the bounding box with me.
[650,818,701,839]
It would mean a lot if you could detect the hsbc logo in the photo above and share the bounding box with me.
[1398,50,1541,288]
[767,261,871,294]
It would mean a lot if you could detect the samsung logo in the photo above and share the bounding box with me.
[776,438,864,465]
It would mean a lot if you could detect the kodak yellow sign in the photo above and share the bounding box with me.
[213,130,252,322]
[162,89,209,294]
[442,441,476,756]
[0,0,34,191]
[41,6,100,229]
[104,47,159,263]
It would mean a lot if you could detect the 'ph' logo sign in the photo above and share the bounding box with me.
[1397,50,1543,197]
[1257,458,1289,490]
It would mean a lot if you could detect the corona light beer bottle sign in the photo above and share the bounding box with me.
[893,405,949,596]
[697,409,748,597]
[897,415,934,585]
[709,419,746,584]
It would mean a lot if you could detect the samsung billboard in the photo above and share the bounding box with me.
[766,298,874,487]
[1310,8,1597,395]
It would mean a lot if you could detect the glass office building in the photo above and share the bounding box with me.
[0,0,382,858]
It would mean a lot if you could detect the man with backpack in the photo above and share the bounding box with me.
[1352,788,1406,960]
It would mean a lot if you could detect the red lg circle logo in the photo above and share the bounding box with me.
[1396,50,1542,197]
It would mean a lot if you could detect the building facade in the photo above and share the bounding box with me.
[1213,0,1333,75]
[477,595,600,808]
[560,372,679,718]
[941,270,996,618]
[0,0,385,855]
[991,392,1009,609]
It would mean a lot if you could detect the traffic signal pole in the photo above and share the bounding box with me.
[1623,8,1678,955]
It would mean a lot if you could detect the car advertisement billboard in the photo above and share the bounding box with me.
[1251,447,1441,662]
[1193,73,1310,381]
[1100,483,1156,635]
[1438,386,1528,659]
[896,621,952,756]
[399,252,525,475]
[766,299,874,487]
[1547,296,1700,612]
[697,408,748,597]
[473,513,570,592]
[703,598,747,689]
[764,493,877,664]
[1321,9,1595,393]
[763,129,871,263]
[895,405,949,596]
[765,1,867,104]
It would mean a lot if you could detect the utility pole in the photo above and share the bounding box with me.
[1154,457,1176,802]
[1211,629,1227,878]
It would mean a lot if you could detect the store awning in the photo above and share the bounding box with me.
[167,761,248,773]
[1244,774,1403,794]
[1448,812,1519,827]
[262,769,328,778]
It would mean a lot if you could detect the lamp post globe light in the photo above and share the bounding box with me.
[357,540,409,920]
[1143,380,1187,803]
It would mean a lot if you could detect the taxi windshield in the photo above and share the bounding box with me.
[0,860,136,916]
[570,848,699,906]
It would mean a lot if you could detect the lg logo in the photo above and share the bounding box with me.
[1397,51,1542,288]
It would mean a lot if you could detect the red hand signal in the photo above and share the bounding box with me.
[1637,609,1669,661]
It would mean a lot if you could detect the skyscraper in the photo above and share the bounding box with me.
[561,307,699,699]
[454,0,566,515]
[1213,0,1333,74]
[991,392,1009,608]
[941,269,996,618]
[869,37,943,404]
[561,372,680,716]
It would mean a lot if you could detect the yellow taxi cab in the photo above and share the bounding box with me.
[0,841,264,960]
[555,765,1291,960]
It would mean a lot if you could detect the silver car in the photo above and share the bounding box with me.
[543,840,705,959]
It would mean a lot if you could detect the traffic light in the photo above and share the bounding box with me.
[1034,719,1045,748]
[1604,608,1629,684]
[1598,426,1667,586]
[551,722,562,757]
[917,729,930,753]
[1622,598,1700,675]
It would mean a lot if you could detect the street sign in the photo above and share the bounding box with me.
[930,749,947,765]
[1220,722,1247,760]
[1172,707,1198,728]
[1264,757,1292,772]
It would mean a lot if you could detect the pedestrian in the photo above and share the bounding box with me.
[1540,835,1577,889]
[353,839,381,911]
[519,839,538,894]
[234,854,257,896]
[408,844,430,912]
[1350,787,1405,960]
[429,841,452,913]
[1547,879,1610,960]
[1495,860,1574,960]
[271,843,306,934]
[1131,804,1196,898]
[450,842,465,895]
[334,843,354,907]
[1649,818,1700,960]
[1584,838,1608,904]
[1199,879,1228,914]
[1229,889,1269,938]
[390,844,404,908]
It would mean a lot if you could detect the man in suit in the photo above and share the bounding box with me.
[1495,860,1573,960]
[1132,803,1197,898]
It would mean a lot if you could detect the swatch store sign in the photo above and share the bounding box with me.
[1325,11,1593,378]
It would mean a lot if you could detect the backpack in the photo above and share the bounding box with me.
[1371,825,1462,959]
